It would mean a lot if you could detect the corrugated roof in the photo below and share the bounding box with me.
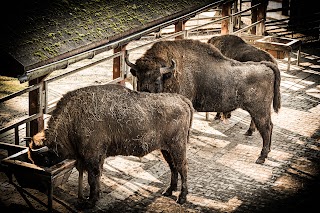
[1,0,224,78]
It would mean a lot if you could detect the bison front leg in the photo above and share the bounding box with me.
[214,112,223,120]
[85,159,104,208]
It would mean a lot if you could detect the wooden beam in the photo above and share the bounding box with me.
[282,0,289,16]
[113,45,126,85]
[257,0,268,35]
[221,1,232,35]
[28,76,46,137]
[250,0,258,34]
[175,20,186,39]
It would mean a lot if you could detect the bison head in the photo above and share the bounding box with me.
[28,131,61,167]
[125,53,176,93]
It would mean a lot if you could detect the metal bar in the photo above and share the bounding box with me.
[46,52,122,83]
[187,15,230,32]
[14,126,19,145]
[232,19,264,35]
[127,31,185,53]
[44,81,49,114]
[12,182,37,210]
[0,114,41,135]
[231,3,261,18]
[0,84,41,103]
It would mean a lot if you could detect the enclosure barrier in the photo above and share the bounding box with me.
[1,2,265,147]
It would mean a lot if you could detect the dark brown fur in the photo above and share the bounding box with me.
[208,35,278,132]
[208,35,277,64]
[127,39,281,164]
[29,84,193,207]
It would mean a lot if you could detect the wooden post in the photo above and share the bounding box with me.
[250,0,258,34]
[221,1,232,35]
[175,20,186,39]
[28,76,46,137]
[257,0,268,35]
[113,45,126,85]
[282,0,289,16]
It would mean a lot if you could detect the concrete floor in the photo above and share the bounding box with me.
[0,3,319,212]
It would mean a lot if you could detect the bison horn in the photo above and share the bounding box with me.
[124,52,138,71]
[160,59,176,74]
[31,146,49,153]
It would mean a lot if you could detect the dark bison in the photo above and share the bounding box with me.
[28,84,193,207]
[208,34,278,131]
[208,34,277,64]
[125,39,281,164]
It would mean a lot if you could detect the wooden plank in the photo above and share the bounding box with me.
[29,76,46,137]
[175,20,186,39]
[48,159,76,176]
[221,1,232,35]
[113,46,126,85]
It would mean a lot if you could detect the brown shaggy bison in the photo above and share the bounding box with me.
[208,34,278,133]
[208,34,277,64]
[125,39,281,164]
[29,84,193,207]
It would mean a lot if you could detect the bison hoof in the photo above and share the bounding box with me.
[244,130,253,136]
[177,195,187,204]
[76,198,96,209]
[255,157,265,164]
[162,190,173,197]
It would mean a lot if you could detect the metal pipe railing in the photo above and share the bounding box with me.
[0,84,40,103]
[232,19,264,35]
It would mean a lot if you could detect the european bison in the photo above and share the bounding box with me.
[208,34,277,64]
[28,84,193,207]
[208,34,278,131]
[125,39,281,164]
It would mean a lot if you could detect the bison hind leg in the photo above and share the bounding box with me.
[162,146,188,204]
[251,115,273,164]
[244,119,256,136]
[161,150,178,197]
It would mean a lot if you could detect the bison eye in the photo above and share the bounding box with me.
[163,72,172,80]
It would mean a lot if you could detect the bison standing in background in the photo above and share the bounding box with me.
[208,34,278,133]
[126,39,281,164]
[29,84,193,207]
[208,34,277,64]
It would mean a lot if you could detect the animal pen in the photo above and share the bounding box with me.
[0,0,317,212]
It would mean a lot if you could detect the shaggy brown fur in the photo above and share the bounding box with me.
[29,84,193,207]
[208,34,277,64]
[126,39,281,164]
[208,35,278,132]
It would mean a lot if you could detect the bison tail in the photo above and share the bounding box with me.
[262,61,281,113]
[180,96,194,142]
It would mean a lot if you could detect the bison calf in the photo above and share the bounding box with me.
[29,84,193,207]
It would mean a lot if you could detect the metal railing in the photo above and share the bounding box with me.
[0,2,265,145]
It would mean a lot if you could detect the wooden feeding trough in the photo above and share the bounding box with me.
[0,142,77,212]
[255,36,302,71]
